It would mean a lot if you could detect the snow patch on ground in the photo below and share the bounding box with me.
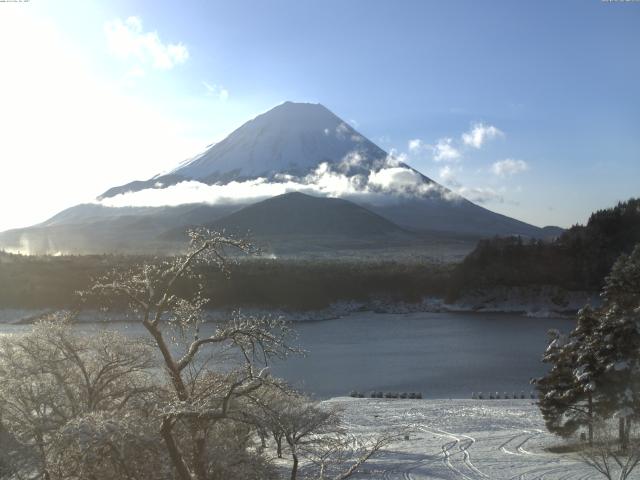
[322,397,597,479]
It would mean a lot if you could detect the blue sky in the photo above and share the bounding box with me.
[0,0,638,230]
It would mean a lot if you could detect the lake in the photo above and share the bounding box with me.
[0,311,574,399]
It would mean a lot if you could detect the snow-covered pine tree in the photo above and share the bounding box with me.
[568,305,605,444]
[592,244,640,449]
[602,244,640,312]
[535,329,584,438]
[536,306,610,443]
[536,244,640,449]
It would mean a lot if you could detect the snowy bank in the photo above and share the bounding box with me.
[0,287,597,324]
[444,285,600,318]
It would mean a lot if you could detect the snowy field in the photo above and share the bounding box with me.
[323,398,599,480]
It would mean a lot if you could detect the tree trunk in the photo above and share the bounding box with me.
[160,418,193,480]
[145,320,194,479]
[37,433,51,480]
[619,417,627,451]
[587,393,593,446]
[276,436,283,458]
[193,432,208,480]
[290,451,298,480]
[143,320,188,400]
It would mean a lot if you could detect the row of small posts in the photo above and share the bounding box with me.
[349,391,423,399]
[348,391,537,399]
[472,391,537,399]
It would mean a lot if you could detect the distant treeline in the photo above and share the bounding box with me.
[3,198,639,311]
[0,253,452,311]
[447,198,640,300]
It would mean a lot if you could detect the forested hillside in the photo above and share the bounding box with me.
[448,198,640,299]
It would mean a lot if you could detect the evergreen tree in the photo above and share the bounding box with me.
[569,305,605,444]
[536,244,640,448]
[592,245,640,448]
[535,329,583,438]
[594,304,640,449]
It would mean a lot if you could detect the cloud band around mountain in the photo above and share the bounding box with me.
[99,154,454,209]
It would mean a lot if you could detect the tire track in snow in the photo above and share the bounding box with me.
[407,408,491,478]
[458,434,490,478]
[418,426,489,480]
[506,465,564,480]
[362,404,597,480]
[499,432,527,456]
[376,442,436,480]
[499,431,539,456]
[516,430,541,455]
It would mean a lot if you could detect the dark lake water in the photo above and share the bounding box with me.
[0,311,575,399]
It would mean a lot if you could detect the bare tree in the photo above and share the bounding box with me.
[280,399,340,480]
[90,228,298,480]
[0,314,156,479]
[304,430,399,480]
[244,381,293,458]
[580,422,640,480]
[247,386,398,480]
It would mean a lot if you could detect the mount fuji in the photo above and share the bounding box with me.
[101,101,391,197]
[0,102,552,256]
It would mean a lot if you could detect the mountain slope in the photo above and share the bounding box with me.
[210,192,407,237]
[0,203,242,255]
[365,198,544,237]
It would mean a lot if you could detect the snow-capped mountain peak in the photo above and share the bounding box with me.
[98,101,436,201]
[170,101,388,183]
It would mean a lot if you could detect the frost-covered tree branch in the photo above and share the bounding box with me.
[88,229,298,480]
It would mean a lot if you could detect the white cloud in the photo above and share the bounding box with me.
[382,149,406,167]
[335,122,351,138]
[104,16,189,71]
[100,152,446,209]
[491,158,529,176]
[438,165,461,187]
[368,167,429,194]
[456,186,503,204]
[203,81,229,101]
[433,138,461,162]
[408,138,423,152]
[461,123,503,149]
[340,151,365,168]
[95,142,515,211]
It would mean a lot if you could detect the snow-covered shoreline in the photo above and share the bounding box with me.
[0,287,597,325]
